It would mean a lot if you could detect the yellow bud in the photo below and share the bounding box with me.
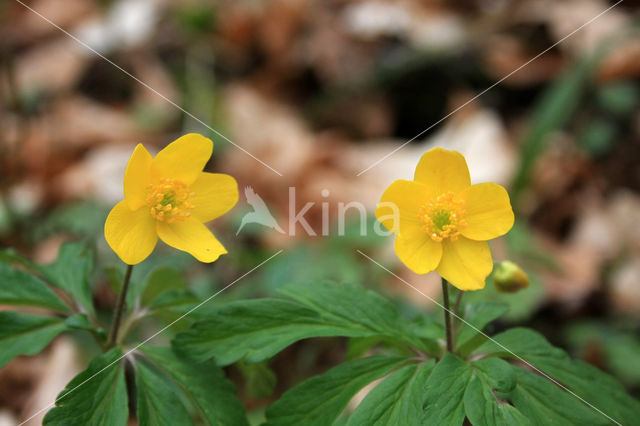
[493,261,530,293]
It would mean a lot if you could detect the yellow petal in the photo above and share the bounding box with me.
[394,233,442,274]
[190,173,239,223]
[414,148,471,196]
[104,201,158,265]
[460,183,514,241]
[151,133,213,185]
[157,218,227,263]
[375,180,430,235]
[436,237,492,291]
[124,144,153,210]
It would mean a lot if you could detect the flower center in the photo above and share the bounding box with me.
[418,192,467,242]
[146,178,195,223]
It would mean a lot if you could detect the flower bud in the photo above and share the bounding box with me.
[493,261,530,293]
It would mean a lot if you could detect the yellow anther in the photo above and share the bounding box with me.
[146,178,196,223]
[418,191,467,242]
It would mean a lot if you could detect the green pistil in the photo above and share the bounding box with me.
[160,191,176,206]
[432,210,451,231]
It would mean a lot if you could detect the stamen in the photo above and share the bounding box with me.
[418,191,467,242]
[146,178,195,223]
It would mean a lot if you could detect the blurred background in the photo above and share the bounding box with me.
[1,0,640,424]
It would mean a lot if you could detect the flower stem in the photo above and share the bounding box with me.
[108,264,133,349]
[441,278,454,353]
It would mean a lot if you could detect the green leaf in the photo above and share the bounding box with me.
[104,266,123,294]
[510,368,607,425]
[148,289,199,311]
[174,299,347,364]
[64,313,94,330]
[0,311,68,368]
[0,263,70,313]
[596,81,639,117]
[464,358,530,426]
[423,353,472,426]
[238,361,277,399]
[456,301,508,356]
[279,282,433,351]
[64,313,107,342]
[174,282,437,365]
[141,345,248,426]
[512,50,606,199]
[471,358,516,394]
[136,361,194,426]
[0,248,39,270]
[44,347,128,426]
[474,328,640,424]
[472,327,568,366]
[140,267,187,306]
[347,360,434,425]
[539,360,640,425]
[265,356,408,426]
[41,242,94,314]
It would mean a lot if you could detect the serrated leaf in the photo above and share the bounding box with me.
[471,358,516,394]
[136,362,194,426]
[0,248,38,270]
[278,282,430,351]
[64,313,106,342]
[140,267,187,306]
[44,347,128,426]
[464,375,530,426]
[173,299,350,364]
[265,356,408,426]
[41,242,94,314]
[538,359,640,425]
[464,358,530,426]
[474,328,640,424]
[456,301,508,356]
[238,361,277,399]
[0,263,69,313]
[423,353,471,426]
[472,327,568,366]
[0,311,68,368]
[511,368,607,425]
[347,360,434,425]
[149,289,199,311]
[174,282,437,365]
[141,345,248,426]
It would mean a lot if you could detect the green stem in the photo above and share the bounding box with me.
[107,264,133,349]
[442,278,454,353]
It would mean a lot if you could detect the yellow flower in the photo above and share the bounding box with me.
[105,134,239,265]
[375,148,514,291]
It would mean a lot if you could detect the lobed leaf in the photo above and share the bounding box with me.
[0,263,70,313]
[0,311,68,368]
[173,282,438,365]
[423,353,472,426]
[347,360,434,425]
[456,301,508,356]
[136,361,194,426]
[474,327,640,424]
[40,242,95,315]
[141,345,248,426]
[264,356,408,426]
[44,347,128,426]
[464,358,529,426]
